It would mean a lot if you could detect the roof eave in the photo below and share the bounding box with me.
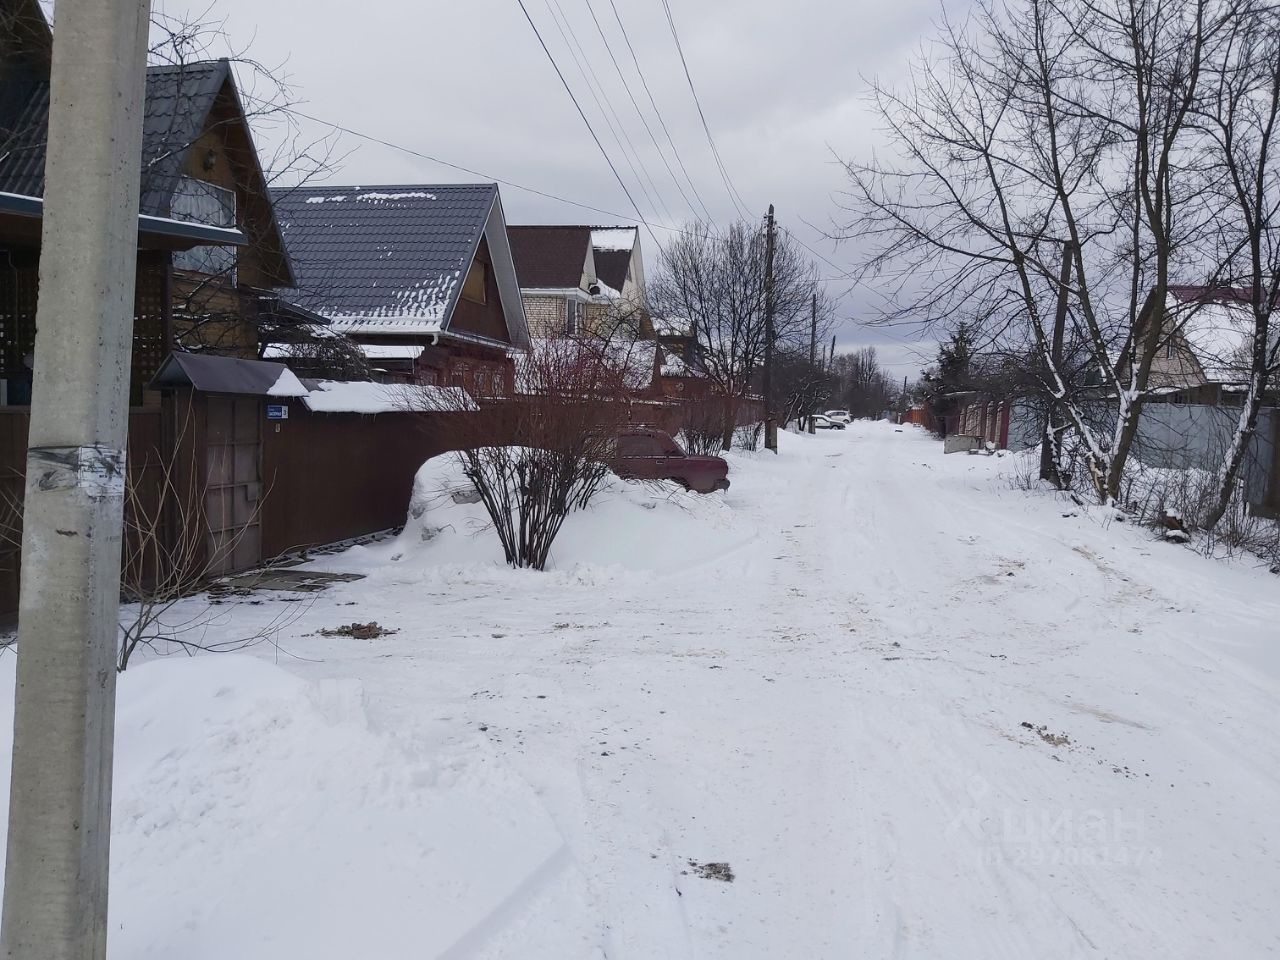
[0,190,248,249]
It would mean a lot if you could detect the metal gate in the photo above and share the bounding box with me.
[204,396,263,576]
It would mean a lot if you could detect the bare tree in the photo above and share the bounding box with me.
[776,349,837,428]
[649,221,830,448]
[840,0,1242,504]
[831,347,896,419]
[1193,1,1280,528]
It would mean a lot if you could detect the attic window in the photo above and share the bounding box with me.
[462,260,487,304]
[1165,340,1177,359]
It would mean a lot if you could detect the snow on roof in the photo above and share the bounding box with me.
[591,227,637,252]
[1167,294,1254,383]
[358,344,425,361]
[300,380,477,415]
[653,316,693,338]
[267,367,309,398]
[355,191,437,203]
[659,352,704,379]
[329,318,447,335]
[514,338,657,395]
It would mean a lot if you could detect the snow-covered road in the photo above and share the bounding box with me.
[4,421,1277,959]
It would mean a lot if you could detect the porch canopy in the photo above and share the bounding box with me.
[149,353,308,397]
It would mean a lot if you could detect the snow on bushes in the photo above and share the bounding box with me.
[383,452,750,580]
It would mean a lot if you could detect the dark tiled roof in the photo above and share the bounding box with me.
[270,184,497,328]
[508,225,592,289]
[0,60,230,217]
[593,249,630,292]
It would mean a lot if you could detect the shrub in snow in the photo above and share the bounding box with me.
[1118,459,1279,563]
[733,423,763,451]
[434,338,635,570]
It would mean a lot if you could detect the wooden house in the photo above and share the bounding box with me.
[1137,286,1278,405]
[0,37,297,403]
[270,185,530,397]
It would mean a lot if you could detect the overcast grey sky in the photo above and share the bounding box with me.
[159,0,941,375]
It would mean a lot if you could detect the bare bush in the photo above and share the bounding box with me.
[447,339,634,570]
[679,396,731,456]
[734,423,763,451]
[650,221,830,448]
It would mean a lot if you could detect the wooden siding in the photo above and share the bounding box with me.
[450,236,512,344]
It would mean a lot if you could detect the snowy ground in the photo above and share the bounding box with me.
[2,420,1278,958]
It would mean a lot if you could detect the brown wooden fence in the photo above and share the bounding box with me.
[259,403,514,558]
[0,392,767,614]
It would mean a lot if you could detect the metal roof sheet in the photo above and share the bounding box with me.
[270,184,498,327]
[149,352,308,397]
[0,60,230,218]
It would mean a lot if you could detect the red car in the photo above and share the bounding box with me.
[610,428,730,493]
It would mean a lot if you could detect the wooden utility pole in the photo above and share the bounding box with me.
[807,294,817,432]
[0,0,152,956]
[1040,241,1074,483]
[763,204,778,451]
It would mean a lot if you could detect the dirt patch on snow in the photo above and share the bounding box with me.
[318,622,399,640]
[686,860,735,883]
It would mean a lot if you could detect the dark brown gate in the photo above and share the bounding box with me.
[204,396,263,575]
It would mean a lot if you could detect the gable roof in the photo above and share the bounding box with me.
[150,352,308,397]
[271,184,529,347]
[508,225,593,289]
[1,60,227,217]
[1161,288,1265,384]
[0,55,291,278]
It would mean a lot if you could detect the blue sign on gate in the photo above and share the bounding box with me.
[266,404,289,421]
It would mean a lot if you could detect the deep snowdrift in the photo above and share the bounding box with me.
[323,450,757,583]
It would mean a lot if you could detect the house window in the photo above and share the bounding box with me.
[1165,340,1177,359]
[173,244,237,279]
[462,260,487,304]
[171,176,236,228]
[566,298,579,335]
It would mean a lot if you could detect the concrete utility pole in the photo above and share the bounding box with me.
[762,204,778,452]
[1,1,152,957]
[1040,241,1074,484]
[807,293,817,434]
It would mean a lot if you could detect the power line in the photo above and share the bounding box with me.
[605,0,716,223]
[275,104,654,225]
[256,102,855,291]
[583,0,702,224]
[658,0,751,219]
[540,0,674,226]
[780,225,850,280]
[513,0,662,249]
